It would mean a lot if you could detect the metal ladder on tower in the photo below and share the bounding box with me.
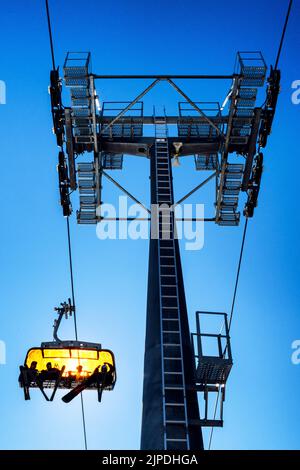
[154,114,190,450]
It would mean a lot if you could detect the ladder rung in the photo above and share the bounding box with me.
[164,372,183,375]
[163,356,182,360]
[165,403,185,407]
[165,420,187,424]
[164,386,184,390]
[160,253,175,257]
[166,439,188,442]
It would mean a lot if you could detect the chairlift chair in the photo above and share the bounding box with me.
[19,299,116,403]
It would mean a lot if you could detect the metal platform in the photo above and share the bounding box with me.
[102,153,123,170]
[217,163,243,226]
[236,87,258,107]
[192,311,232,386]
[63,51,91,86]
[100,102,143,138]
[76,162,99,224]
[212,51,267,223]
[237,51,267,87]
[227,52,266,147]
[63,52,96,147]
[192,311,232,428]
[178,102,223,139]
[194,154,218,171]
[197,356,232,384]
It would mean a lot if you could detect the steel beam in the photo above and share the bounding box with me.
[93,74,235,80]
[100,139,224,157]
[98,115,231,125]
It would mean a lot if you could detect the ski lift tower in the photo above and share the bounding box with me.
[49,49,280,450]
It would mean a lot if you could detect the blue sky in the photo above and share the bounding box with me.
[0,0,299,450]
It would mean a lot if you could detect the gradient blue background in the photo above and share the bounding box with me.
[0,0,299,450]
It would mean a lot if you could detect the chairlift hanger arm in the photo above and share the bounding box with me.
[53,299,74,343]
